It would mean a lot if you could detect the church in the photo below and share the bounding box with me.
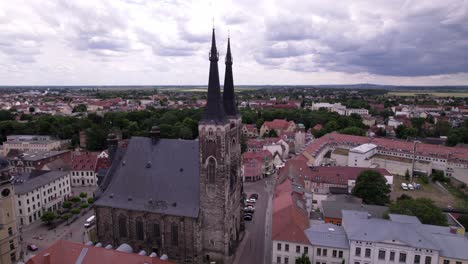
[94,29,243,264]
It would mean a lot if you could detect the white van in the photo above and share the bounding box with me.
[401,183,408,190]
[84,215,95,228]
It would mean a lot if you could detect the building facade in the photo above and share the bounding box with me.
[14,171,71,226]
[1,135,69,155]
[0,158,19,264]
[94,29,243,264]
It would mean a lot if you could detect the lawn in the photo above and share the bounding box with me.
[391,176,465,209]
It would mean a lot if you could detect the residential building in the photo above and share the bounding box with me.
[260,119,296,136]
[1,135,70,156]
[93,30,243,264]
[348,143,378,167]
[71,151,106,187]
[14,170,71,226]
[302,132,468,184]
[241,124,259,138]
[272,178,311,264]
[7,150,71,173]
[304,224,349,264]
[242,150,274,182]
[25,239,174,264]
[321,195,388,225]
[0,158,19,264]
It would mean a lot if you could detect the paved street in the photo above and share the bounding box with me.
[20,209,94,262]
[235,176,275,264]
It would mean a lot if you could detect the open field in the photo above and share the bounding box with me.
[391,176,468,209]
[387,91,468,97]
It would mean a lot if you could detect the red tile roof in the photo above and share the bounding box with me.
[303,132,468,164]
[71,151,99,171]
[263,119,294,130]
[272,178,310,245]
[26,240,174,264]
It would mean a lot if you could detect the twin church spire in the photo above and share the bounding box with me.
[203,28,238,123]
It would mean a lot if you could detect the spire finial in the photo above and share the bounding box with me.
[212,17,215,29]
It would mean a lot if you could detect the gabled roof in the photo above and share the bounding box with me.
[272,178,310,244]
[263,119,294,130]
[305,223,349,249]
[95,137,200,218]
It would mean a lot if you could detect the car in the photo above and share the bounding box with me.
[244,206,255,213]
[249,194,259,200]
[244,214,253,221]
[408,184,415,190]
[401,182,408,190]
[246,198,256,203]
[84,215,96,228]
[28,244,39,251]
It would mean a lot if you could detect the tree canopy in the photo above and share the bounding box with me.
[388,197,447,226]
[295,254,311,264]
[41,211,57,225]
[352,170,391,205]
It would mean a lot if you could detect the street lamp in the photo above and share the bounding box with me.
[411,140,421,183]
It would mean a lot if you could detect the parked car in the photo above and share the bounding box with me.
[246,198,256,203]
[244,214,253,221]
[244,206,255,213]
[408,184,415,190]
[401,182,408,190]
[28,244,39,251]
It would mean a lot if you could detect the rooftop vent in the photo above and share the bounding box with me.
[128,196,133,201]
[180,168,183,172]
[146,161,151,168]
[172,202,177,207]
[328,228,335,232]
[109,193,114,199]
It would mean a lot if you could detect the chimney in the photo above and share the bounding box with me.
[107,133,118,164]
[150,126,160,145]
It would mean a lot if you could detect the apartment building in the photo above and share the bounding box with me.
[14,170,71,226]
[1,135,69,155]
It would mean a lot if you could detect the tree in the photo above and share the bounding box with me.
[295,254,311,264]
[79,192,88,199]
[62,201,72,209]
[80,203,89,209]
[72,104,87,113]
[87,197,95,204]
[41,211,57,225]
[29,106,35,113]
[352,170,391,205]
[458,215,468,229]
[340,126,365,136]
[71,208,81,215]
[405,169,410,181]
[70,196,81,203]
[388,197,447,226]
[267,129,278,138]
[0,110,14,121]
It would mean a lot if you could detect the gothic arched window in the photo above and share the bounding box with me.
[118,215,127,237]
[207,158,216,184]
[171,223,178,246]
[153,223,161,246]
[136,218,144,240]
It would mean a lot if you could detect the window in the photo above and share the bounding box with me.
[277,243,281,251]
[285,244,289,252]
[399,252,407,263]
[323,249,327,257]
[27,199,29,204]
[414,255,420,264]
[277,256,281,264]
[339,251,343,258]
[284,257,289,264]
[18,201,21,206]
[118,215,127,237]
[171,223,178,246]
[355,247,361,257]
[153,223,161,245]
[296,245,300,253]
[9,240,14,250]
[425,256,431,264]
[317,248,322,256]
[365,248,371,258]
[136,219,144,240]
[207,158,216,184]
[8,227,13,236]
[390,251,395,261]
[10,252,16,262]
[378,250,385,260]
[333,250,337,257]
[304,247,308,254]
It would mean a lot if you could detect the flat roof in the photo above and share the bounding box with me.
[350,143,377,154]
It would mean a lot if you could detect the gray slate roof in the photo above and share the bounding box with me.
[305,223,349,249]
[14,170,69,195]
[95,137,200,218]
[322,199,388,219]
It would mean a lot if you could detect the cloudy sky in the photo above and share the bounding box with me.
[1,0,468,86]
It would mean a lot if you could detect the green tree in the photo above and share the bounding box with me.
[266,129,278,138]
[80,203,89,209]
[352,170,391,205]
[388,197,447,226]
[87,197,95,204]
[405,169,410,181]
[72,104,88,113]
[71,208,81,215]
[62,201,72,209]
[79,192,88,199]
[295,253,311,264]
[41,211,57,225]
[340,126,365,136]
[70,196,81,203]
[0,110,14,121]
[29,106,35,113]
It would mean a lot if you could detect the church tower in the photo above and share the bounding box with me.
[199,29,242,264]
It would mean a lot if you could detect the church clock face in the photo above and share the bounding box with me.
[1,188,10,197]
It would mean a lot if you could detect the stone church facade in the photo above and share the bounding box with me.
[94,29,243,264]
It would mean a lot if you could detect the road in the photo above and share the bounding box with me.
[235,176,275,264]
[20,209,94,261]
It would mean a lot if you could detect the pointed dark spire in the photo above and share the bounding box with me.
[203,28,227,123]
[223,36,238,116]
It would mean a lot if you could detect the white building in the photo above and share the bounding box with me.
[14,171,71,226]
[71,152,99,187]
[348,143,377,168]
[345,108,369,116]
[305,224,350,264]
[1,135,70,156]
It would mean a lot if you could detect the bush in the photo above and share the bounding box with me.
[87,197,95,204]
[61,213,72,220]
[419,175,429,184]
[80,203,89,209]
[432,171,449,183]
[71,208,81,215]
[79,192,88,198]
[62,201,72,209]
[459,183,467,189]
